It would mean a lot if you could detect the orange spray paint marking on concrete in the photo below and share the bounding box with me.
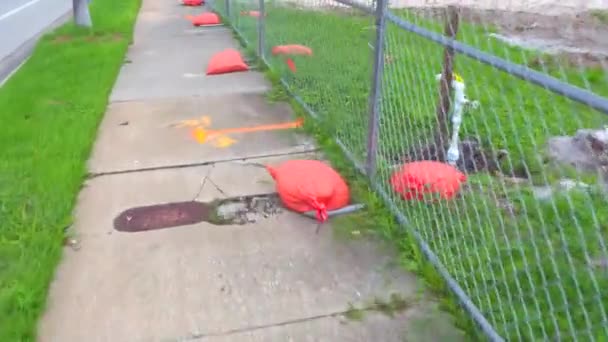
[213,135,238,148]
[191,118,304,146]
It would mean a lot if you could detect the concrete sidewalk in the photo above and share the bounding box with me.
[38,1,465,341]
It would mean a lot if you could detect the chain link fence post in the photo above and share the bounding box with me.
[365,0,388,179]
[257,0,266,60]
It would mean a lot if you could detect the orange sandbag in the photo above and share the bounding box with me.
[206,49,249,75]
[266,160,350,222]
[271,44,313,56]
[389,161,466,201]
[186,13,221,26]
[182,0,203,6]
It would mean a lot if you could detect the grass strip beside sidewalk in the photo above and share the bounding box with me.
[0,1,140,339]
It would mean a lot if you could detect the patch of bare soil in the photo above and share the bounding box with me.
[50,35,73,44]
[85,33,125,42]
[412,7,608,68]
[393,137,508,174]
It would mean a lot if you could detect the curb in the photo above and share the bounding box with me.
[0,9,71,86]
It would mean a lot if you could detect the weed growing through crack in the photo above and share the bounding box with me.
[343,293,413,322]
[373,293,412,318]
[344,303,366,321]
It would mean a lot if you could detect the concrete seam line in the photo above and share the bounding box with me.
[87,149,322,178]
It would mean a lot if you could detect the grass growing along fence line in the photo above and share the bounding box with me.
[0,0,141,339]
[219,2,608,340]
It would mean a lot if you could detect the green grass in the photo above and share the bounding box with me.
[227,4,608,341]
[0,0,141,339]
[590,10,608,24]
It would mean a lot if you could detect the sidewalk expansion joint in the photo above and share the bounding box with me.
[179,310,348,341]
[87,149,320,179]
[109,90,270,105]
[174,306,387,341]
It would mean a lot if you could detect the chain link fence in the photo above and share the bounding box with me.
[212,0,608,340]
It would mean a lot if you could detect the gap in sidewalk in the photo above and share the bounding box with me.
[87,148,320,179]
[113,193,283,232]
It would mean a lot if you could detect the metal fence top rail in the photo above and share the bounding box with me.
[331,0,608,116]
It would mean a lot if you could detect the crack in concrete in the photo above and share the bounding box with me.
[191,165,230,200]
[207,177,229,198]
[173,309,356,341]
[191,165,214,201]
[170,299,418,341]
[87,149,320,179]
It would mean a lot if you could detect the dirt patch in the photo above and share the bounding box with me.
[50,33,125,44]
[280,1,608,67]
[112,33,125,42]
[50,35,73,44]
[392,138,508,174]
[392,0,607,15]
[411,7,608,68]
[85,33,125,43]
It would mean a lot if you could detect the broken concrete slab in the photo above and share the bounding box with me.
[38,163,426,342]
[89,94,316,174]
[85,153,320,233]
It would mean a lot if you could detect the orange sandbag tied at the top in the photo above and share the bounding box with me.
[390,161,466,202]
[182,0,203,6]
[266,160,350,223]
[186,13,221,26]
[206,49,249,75]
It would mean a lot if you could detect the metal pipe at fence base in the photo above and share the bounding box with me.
[301,204,366,219]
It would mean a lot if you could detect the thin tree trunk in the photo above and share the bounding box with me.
[433,6,459,161]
